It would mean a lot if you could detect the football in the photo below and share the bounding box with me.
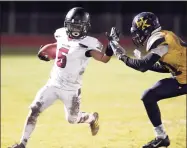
[39,43,57,60]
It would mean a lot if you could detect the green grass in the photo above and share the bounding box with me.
[1,55,186,148]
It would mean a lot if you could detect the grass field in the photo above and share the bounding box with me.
[1,54,186,148]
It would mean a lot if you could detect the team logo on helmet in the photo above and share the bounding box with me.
[136,17,150,30]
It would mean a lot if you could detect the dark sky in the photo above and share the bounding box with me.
[1,1,187,36]
[1,1,187,15]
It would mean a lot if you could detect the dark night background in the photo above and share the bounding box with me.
[1,1,187,36]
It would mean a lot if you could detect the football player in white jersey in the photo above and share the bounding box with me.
[9,7,114,148]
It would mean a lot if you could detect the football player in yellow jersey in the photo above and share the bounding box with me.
[106,12,187,148]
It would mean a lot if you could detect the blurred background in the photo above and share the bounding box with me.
[1,1,187,54]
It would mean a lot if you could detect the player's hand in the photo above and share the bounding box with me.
[38,54,50,61]
[109,40,126,59]
[106,27,120,42]
[38,45,50,61]
[133,49,142,59]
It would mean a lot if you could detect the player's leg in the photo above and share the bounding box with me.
[61,88,99,136]
[9,85,59,148]
[141,78,187,148]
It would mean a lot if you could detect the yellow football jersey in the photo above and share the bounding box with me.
[146,30,187,84]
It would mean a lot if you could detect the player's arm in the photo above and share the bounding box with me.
[38,43,57,61]
[108,27,169,72]
[149,62,170,73]
[83,37,113,63]
[88,44,113,63]
[88,27,121,63]
[120,51,168,72]
[117,44,169,72]
[109,38,169,72]
[133,49,169,73]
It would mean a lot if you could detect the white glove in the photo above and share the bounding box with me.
[110,40,126,59]
[106,27,120,42]
[133,49,142,59]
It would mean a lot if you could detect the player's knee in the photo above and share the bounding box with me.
[28,102,42,124]
[31,102,42,115]
[141,89,157,103]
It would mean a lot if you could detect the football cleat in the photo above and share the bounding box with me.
[142,135,170,148]
[8,143,25,148]
[90,112,99,136]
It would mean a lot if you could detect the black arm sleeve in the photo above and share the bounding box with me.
[120,53,161,72]
[149,62,170,73]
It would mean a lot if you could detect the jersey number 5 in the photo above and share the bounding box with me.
[56,47,69,68]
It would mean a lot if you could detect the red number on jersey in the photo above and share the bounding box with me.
[56,47,69,68]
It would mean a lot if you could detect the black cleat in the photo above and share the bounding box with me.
[90,112,99,136]
[142,136,170,148]
[8,143,25,148]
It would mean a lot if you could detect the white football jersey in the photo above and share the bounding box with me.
[46,27,103,90]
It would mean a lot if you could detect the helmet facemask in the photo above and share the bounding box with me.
[64,20,90,39]
[131,27,151,47]
[131,12,161,48]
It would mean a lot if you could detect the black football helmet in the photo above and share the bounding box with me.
[64,7,91,39]
[131,12,161,47]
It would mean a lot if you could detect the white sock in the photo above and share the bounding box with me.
[84,113,95,123]
[20,111,38,146]
[77,112,95,123]
[154,124,167,139]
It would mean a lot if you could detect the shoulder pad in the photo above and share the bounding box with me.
[79,36,103,51]
[54,27,66,40]
[146,31,166,52]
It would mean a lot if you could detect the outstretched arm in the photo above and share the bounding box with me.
[133,49,170,73]
[106,26,170,73]
[110,40,169,72]
[120,53,160,72]
[88,44,113,63]
[149,62,170,73]
[120,51,169,73]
